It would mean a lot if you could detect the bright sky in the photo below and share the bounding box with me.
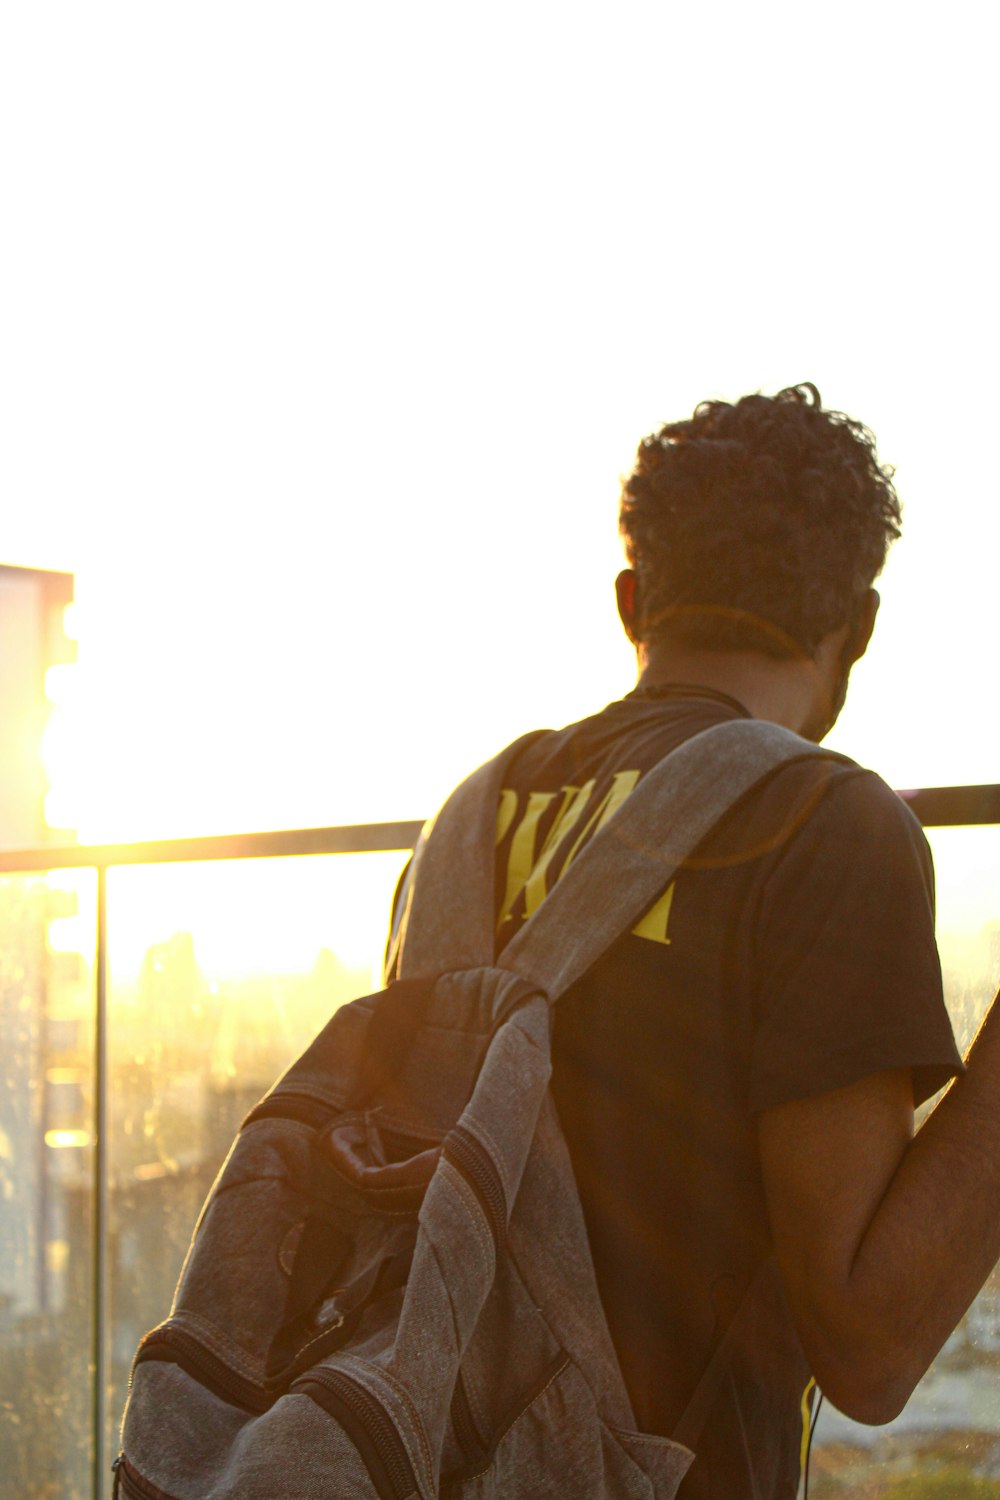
[2,5,998,968]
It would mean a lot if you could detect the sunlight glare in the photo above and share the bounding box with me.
[2,4,996,914]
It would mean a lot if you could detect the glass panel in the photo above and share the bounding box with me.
[810,823,1000,1496]
[104,848,409,1475]
[0,870,97,1500]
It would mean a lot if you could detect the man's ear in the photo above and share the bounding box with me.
[616,569,641,644]
[849,588,880,664]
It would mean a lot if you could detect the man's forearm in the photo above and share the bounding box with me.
[761,990,1000,1424]
[846,990,1000,1408]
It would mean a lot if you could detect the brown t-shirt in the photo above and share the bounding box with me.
[487,689,962,1499]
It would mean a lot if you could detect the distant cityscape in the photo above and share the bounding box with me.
[938,925,1000,1058]
[0,871,376,1499]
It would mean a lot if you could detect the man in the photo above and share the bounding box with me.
[392,384,977,1497]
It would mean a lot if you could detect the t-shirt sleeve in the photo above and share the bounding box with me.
[748,768,964,1113]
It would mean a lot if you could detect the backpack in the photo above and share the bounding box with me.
[116,719,832,1500]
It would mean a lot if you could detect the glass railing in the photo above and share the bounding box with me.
[0,791,997,1500]
[0,822,419,1500]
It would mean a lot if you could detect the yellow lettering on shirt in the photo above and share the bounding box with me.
[497,768,683,948]
[495,788,518,846]
[497,789,559,927]
[563,769,642,870]
[631,880,676,945]
[523,781,596,915]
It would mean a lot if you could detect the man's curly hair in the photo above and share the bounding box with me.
[618,383,902,658]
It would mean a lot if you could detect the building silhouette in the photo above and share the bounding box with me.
[0,563,75,849]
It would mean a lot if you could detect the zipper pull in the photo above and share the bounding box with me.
[111,1455,123,1498]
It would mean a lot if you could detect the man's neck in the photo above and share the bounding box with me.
[635,641,834,742]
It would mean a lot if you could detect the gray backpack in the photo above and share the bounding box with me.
[116,720,828,1500]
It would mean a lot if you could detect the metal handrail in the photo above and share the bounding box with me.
[0,819,425,872]
[2,783,1000,878]
[896,784,1000,827]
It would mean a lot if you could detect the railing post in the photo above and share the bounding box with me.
[93,865,109,1499]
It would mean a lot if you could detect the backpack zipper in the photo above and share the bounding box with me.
[292,1366,421,1500]
[442,1124,507,1249]
[242,1089,337,1131]
[134,1323,270,1413]
[450,1369,485,1462]
[114,1364,422,1500]
[112,1455,180,1500]
[440,1351,570,1490]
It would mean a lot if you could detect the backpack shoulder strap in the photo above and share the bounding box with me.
[394,729,547,978]
[501,719,848,1000]
[397,719,849,996]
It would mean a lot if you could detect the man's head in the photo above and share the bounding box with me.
[617,382,901,664]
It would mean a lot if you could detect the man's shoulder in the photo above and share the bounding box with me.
[725,743,928,875]
[492,705,931,880]
[764,752,928,852]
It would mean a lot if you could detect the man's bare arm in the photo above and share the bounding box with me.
[758,991,1000,1424]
